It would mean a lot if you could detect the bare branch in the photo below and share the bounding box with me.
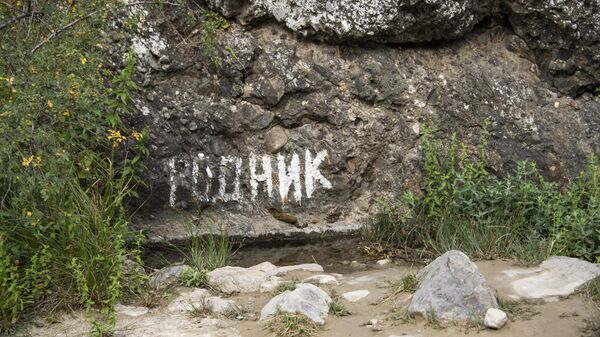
[30,1,182,55]
[0,10,42,31]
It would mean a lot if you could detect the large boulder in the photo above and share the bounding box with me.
[408,250,498,321]
[208,262,324,294]
[260,283,332,325]
[502,256,600,301]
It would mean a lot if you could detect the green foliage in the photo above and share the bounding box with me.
[274,278,299,295]
[365,121,600,263]
[328,290,351,317]
[0,0,148,333]
[201,11,230,68]
[180,228,233,288]
[400,273,419,293]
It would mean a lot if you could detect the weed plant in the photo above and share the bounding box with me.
[0,1,150,334]
[365,121,600,264]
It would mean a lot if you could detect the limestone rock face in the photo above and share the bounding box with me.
[120,2,600,241]
[205,0,599,96]
[260,283,332,324]
[408,250,498,321]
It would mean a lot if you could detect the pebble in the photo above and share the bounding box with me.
[484,308,508,329]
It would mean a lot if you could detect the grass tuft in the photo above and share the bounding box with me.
[267,313,319,337]
[328,290,351,317]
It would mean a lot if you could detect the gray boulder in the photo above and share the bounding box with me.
[260,283,332,325]
[408,250,498,321]
[149,265,191,290]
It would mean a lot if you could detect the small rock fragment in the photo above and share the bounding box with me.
[484,308,508,329]
[303,274,339,285]
[376,259,391,266]
[341,290,370,302]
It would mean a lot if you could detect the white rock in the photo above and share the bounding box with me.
[208,266,270,294]
[303,274,339,285]
[249,261,278,272]
[114,304,149,317]
[269,263,324,276]
[209,263,324,294]
[260,283,332,325]
[167,288,210,312]
[205,296,241,314]
[376,259,391,266]
[504,256,600,301]
[484,308,508,329]
[341,290,370,302]
[260,276,284,292]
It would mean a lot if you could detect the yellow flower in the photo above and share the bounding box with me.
[131,131,143,141]
[22,155,34,167]
[63,111,71,117]
[107,129,126,148]
[7,77,14,85]
[22,155,42,168]
[32,156,42,168]
[80,57,87,65]
[26,211,32,217]
[47,99,53,108]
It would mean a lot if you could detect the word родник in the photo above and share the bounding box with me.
[166,150,332,206]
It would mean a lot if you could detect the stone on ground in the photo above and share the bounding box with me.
[260,283,332,325]
[167,288,210,312]
[503,256,600,301]
[484,308,508,329]
[208,262,324,294]
[149,265,191,290]
[205,296,241,314]
[303,274,339,285]
[408,250,498,321]
[341,290,370,302]
[208,266,270,294]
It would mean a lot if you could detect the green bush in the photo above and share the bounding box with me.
[365,122,600,263]
[0,0,149,333]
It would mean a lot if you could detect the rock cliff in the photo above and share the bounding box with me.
[116,1,600,241]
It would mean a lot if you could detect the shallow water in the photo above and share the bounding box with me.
[142,236,379,274]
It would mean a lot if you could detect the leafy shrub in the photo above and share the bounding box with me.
[365,121,600,263]
[0,0,149,333]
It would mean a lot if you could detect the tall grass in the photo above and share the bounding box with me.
[180,228,234,288]
[364,122,600,264]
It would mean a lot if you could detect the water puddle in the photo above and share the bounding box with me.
[142,236,379,274]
